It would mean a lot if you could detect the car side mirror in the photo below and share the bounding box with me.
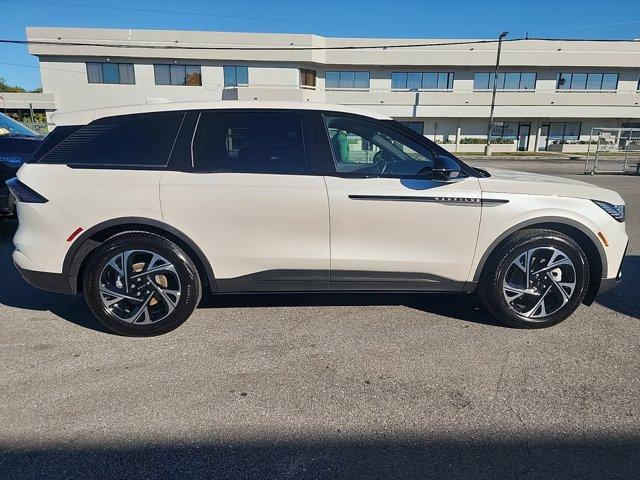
[433,155,461,181]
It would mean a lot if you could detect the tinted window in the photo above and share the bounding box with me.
[155,65,202,86]
[38,112,185,167]
[571,73,587,89]
[299,68,316,87]
[29,125,81,162]
[86,62,135,85]
[391,72,453,90]
[193,111,307,174]
[323,115,436,177]
[325,71,370,89]
[557,72,617,90]
[475,72,536,90]
[223,66,248,86]
[473,72,490,90]
[520,73,536,89]
[601,73,618,90]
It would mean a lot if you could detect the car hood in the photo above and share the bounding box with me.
[478,168,624,204]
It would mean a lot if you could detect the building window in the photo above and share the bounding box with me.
[548,122,581,141]
[490,122,520,140]
[223,66,249,87]
[399,121,425,135]
[473,72,536,90]
[391,72,453,90]
[86,62,135,85]
[300,68,317,88]
[556,73,618,90]
[325,71,370,90]
[154,65,202,86]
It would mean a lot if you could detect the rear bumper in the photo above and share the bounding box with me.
[13,250,74,295]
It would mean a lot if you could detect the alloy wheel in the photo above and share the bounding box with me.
[98,250,182,325]
[502,246,577,320]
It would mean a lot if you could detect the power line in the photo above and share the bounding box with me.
[2,36,638,52]
[1,38,525,51]
[0,0,388,28]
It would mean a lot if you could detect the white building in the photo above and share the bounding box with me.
[26,27,640,152]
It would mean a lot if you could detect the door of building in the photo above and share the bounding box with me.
[518,123,531,151]
[538,124,549,151]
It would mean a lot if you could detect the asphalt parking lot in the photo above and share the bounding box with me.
[1,161,638,479]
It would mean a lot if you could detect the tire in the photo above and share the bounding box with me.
[478,229,590,328]
[83,231,202,336]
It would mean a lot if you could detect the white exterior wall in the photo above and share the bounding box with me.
[28,27,640,151]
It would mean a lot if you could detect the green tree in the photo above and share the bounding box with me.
[0,77,43,93]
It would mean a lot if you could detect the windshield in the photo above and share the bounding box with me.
[0,113,39,138]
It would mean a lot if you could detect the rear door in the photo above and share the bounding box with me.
[316,112,482,291]
[160,109,330,292]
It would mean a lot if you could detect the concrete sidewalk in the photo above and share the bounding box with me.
[465,156,588,175]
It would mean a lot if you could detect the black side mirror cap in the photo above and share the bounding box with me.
[432,155,461,181]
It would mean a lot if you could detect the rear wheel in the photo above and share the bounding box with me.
[83,232,202,336]
[478,229,590,328]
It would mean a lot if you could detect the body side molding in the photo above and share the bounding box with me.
[216,269,468,293]
[348,195,508,205]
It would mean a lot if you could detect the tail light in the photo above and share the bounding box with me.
[5,177,48,203]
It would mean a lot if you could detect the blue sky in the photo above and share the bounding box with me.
[1,0,639,90]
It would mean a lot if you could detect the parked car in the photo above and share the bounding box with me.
[0,113,42,218]
[8,102,627,336]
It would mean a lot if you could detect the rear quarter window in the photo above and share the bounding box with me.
[29,125,82,163]
[38,112,185,167]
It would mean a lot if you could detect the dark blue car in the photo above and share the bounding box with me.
[0,113,43,218]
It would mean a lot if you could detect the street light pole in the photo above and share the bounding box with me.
[485,31,509,156]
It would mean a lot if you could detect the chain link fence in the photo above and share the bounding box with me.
[21,122,55,136]
[584,127,640,175]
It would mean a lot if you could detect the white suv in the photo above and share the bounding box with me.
[9,101,627,336]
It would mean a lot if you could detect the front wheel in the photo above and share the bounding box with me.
[478,229,590,328]
[83,232,202,336]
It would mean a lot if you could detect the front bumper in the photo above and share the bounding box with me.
[596,241,627,297]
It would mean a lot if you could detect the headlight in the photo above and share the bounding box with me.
[592,200,626,222]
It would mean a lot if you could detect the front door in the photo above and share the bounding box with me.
[538,124,549,151]
[518,123,531,151]
[160,110,330,292]
[318,113,482,291]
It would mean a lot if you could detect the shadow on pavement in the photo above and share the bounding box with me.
[201,291,503,327]
[1,434,639,479]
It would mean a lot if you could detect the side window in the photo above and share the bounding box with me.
[323,115,435,177]
[193,111,307,174]
[38,112,185,167]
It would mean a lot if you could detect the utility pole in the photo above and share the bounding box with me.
[485,31,509,156]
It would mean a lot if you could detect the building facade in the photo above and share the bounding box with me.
[26,27,640,152]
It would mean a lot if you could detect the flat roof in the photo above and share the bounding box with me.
[27,27,640,68]
[50,100,392,125]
